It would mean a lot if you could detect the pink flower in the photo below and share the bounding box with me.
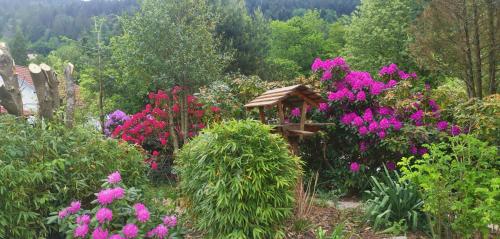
[112,187,125,199]
[390,118,403,131]
[321,71,332,81]
[358,126,368,135]
[350,162,360,172]
[163,215,177,227]
[136,209,150,223]
[58,208,69,219]
[352,116,364,127]
[410,110,424,121]
[318,103,328,112]
[109,235,125,239]
[122,223,139,238]
[76,214,91,225]
[210,106,221,113]
[368,121,378,132]
[340,113,356,125]
[291,107,301,117]
[356,91,366,101]
[107,171,122,184]
[68,201,81,214]
[92,227,109,239]
[154,224,169,239]
[410,145,418,155]
[418,147,428,155]
[74,224,89,238]
[386,79,397,88]
[151,161,158,170]
[386,161,396,171]
[133,203,146,211]
[96,207,113,224]
[311,58,322,71]
[436,121,448,131]
[359,141,368,152]
[450,125,461,136]
[97,189,115,205]
[362,108,373,122]
[377,130,386,139]
[379,118,390,129]
[378,107,393,115]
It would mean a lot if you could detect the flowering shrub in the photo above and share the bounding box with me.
[111,87,218,179]
[104,110,130,137]
[304,57,463,191]
[50,171,181,239]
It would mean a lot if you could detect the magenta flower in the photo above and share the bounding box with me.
[109,235,125,239]
[97,189,115,205]
[356,91,366,101]
[163,215,177,227]
[436,121,448,131]
[377,130,386,139]
[368,121,379,133]
[321,71,332,81]
[76,214,90,225]
[311,58,322,71]
[386,161,396,171]
[122,223,139,238]
[358,126,368,135]
[390,118,403,131]
[136,209,150,223]
[450,125,461,136]
[74,224,89,238]
[359,141,368,152]
[318,103,328,112]
[362,109,373,122]
[410,145,418,155]
[155,224,169,238]
[58,208,69,219]
[418,147,428,155]
[92,227,109,239]
[291,107,301,117]
[68,201,81,214]
[378,107,393,115]
[379,118,390,129]
[96,207,113,224]
[352,116,364,127]
[133,203,146,211]
[350,162,360,172]
[370,82,385,95]
[107,171,122,184]
[340,112,356,125]
[112,187,125,199]
[386,79,397,88]
[410,110,424,121]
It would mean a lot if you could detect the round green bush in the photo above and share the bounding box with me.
[176,119,301,239]
[0,115,148,238]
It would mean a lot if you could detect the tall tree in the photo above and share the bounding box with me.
[8,29,28,66]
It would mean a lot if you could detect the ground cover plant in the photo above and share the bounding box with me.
[176,119,301,238]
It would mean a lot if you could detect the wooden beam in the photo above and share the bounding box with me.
[299,102,308,140]
[258,106,265,123]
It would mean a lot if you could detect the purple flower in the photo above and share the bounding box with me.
[356,91,366,101]
[58,208,69,219]
[163,215,177,227]
[359,141,368,152]
[76,214,90,225]
[386,79,397,88]
[390,117,403,131]
[436,121,448,131]
[135,206,150,223]
[96,207,113,224]
[97,189,115,205]
[291,107,301,118]
[362,108,373,122]
[379,118,390,129]
[112,187,125,199]
[379,63,399,76]
[410,110,424,121]
[378,107,393,115]
[352,116,364,127]
[319,103,328,112]
[428,99,439,111]
[450,125,461,136]
[350,162,360,172]
[109,235,125,239]
[68,201,81,214]
[358,126,368,135]
[340,113,356,125]
[92,227,109,239]
[368,121,379,132]
[370,82,385,95]
[122,224,138,238]
[107,171,122,184]
[418,147,428,155]
[410,145,418,155]
[74,224,89,238]
[148,224,169,239]
[386,161,396,171]
[311,58,322,71]
[377,130,386,139]
[321,71,332,81]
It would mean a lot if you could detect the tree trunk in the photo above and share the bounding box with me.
[29,63,54,119]
[485,0,497,94]
[64,63,76,128]
[166,99,179,152]
[472,0,483,98]
[40,63,60,109]
[0,43,23,116]
[463,0,477,98]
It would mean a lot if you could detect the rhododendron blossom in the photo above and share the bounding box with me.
[107,171,122,184]
[74,224,89,238]
[92,227,109,239]
[96,207,113,224]
[350,162,360,172]
[122,223,139,238]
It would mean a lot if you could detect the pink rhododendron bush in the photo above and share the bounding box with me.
[49,172,181,239]
[302,57,463,192]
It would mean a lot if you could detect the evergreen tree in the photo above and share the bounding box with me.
[8,29,28,66]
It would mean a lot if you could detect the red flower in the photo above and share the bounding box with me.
[150,161,158,170]
[152,151,159,156]
[210,106,221,113]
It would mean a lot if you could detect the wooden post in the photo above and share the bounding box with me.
[299,102,308,140]
[64,63,76,128]
[30,63,53,119]
[258,106,265,123]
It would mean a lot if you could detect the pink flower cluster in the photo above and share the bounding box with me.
[56,171,179,239]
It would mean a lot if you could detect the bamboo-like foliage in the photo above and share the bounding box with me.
[176,119,301,239]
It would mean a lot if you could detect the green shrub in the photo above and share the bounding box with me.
[399,135,499,238]
[0,115,148,238]
[176,119,301,239]
[364,166,424,232]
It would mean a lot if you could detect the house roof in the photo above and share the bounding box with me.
[15,65,34,86]
[244,84,325,109]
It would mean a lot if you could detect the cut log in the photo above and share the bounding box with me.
[0,43,23,116]
[40,63,60,109]
[30,63,53,119]
[64,63,75,128]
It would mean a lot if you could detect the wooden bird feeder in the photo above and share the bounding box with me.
[245,84,333,154]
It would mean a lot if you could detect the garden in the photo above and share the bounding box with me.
[1,0,499,239]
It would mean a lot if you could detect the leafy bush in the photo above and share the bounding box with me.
[399,135,499,238]
[0,115,148,238]
[176,119,301,238]
[50,171,181,238]
[364,166,424,232]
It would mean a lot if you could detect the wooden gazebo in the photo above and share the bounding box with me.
[245,84,332,154]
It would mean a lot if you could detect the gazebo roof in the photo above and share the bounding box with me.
[244,84,324,109]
